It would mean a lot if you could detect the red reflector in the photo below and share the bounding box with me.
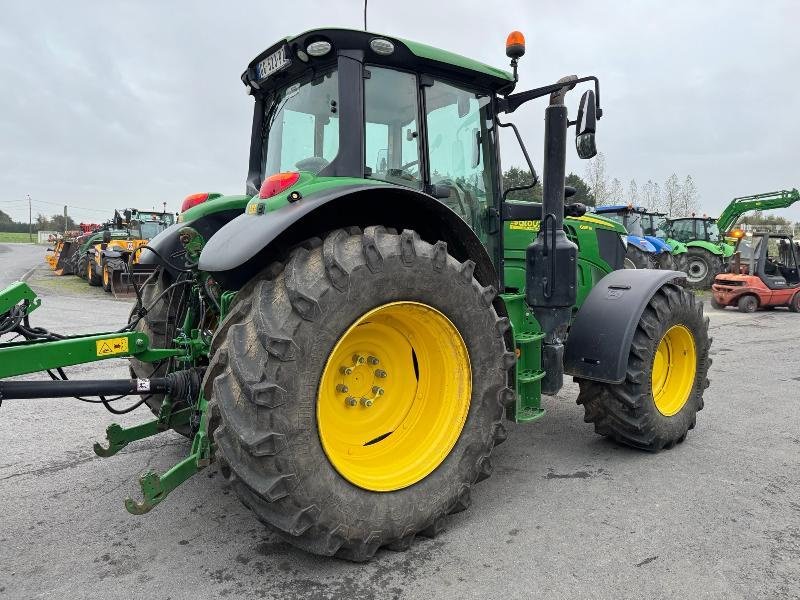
[181,193,210,213]
[259,172,300,199]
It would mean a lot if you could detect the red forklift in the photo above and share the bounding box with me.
[711,232,800,312]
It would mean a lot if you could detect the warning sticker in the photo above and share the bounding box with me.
[136,379,150,392]
[96,337,129,357]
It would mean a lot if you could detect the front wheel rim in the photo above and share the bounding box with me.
[317,301,471,492]
[651,325,697,416]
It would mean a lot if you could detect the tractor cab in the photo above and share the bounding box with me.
[667,216,721,245]
[593,205,674,268]
[733,233,800,288]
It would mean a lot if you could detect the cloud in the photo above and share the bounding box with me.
[0,0,798,223]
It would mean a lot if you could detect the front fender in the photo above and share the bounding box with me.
[628,236,657,254]
[644,236,670,254]
[686,240,724,255]
[564,269,686,383]
[199,184,499,290]
[666,238,688,254]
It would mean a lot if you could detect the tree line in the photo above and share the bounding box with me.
[503,153,701,217]
[0,209,77,233]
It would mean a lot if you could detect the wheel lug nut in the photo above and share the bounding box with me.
[372,386,384,396]
[360,397,373,408]
[340,366,353,375]
[336,384,349,393]
[375,369,387,378]
[353,354,366,365]
[344,396,358,407]
[367,355,379,365]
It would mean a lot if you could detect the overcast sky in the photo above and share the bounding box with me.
[1,1,798,224]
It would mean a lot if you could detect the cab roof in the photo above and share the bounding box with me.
[243,28,516,95]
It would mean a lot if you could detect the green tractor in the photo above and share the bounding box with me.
[0,29,711,561]
[665,189,800,289]
[504,213,629,308]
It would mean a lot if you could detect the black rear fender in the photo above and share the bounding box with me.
[138,209,243,275]
[198,185,498,291]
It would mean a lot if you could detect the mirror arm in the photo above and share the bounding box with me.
[497,118,539,201]
[499,75,602,116]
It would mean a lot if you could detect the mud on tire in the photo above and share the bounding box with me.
[576,283,711,451]
[205,226,513,560]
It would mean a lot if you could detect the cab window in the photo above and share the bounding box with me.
[364,67,421,189]
[424,80,494,231]
[670,219,696,243]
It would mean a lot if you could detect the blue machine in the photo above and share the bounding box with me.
[592,205,674,268]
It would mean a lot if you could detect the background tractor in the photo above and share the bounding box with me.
[711,232,800,312]
[86,209,175,294]
[642,210,688,271]
[665,189,799,289]
[593,205,676,269]
[0,28,711,561]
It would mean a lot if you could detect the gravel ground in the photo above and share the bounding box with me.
[1,243,798,600]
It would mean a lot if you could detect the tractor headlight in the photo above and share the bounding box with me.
[620,234,628,248]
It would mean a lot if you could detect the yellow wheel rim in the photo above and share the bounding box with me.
[317,301,471,492]
[651,325,696,417]
[102,266,109,286]
[87,261,93,279]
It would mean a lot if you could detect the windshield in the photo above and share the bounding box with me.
[623,213,644,237]
[262,69,339,176]
[139,221,167,240]
[653,217,668,238]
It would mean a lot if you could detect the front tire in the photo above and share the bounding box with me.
[101,261,112,292]
[205,227,512,560]
[737,295,758,313]
[576,283,711,451]
[87,257,102,286]
[685,247,723,289]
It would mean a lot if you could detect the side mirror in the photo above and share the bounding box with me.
[575,90,597,159]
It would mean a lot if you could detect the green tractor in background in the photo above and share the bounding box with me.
[665,189,799,289]
[0,29,711,561]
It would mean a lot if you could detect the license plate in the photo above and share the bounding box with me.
[256,46,291,80]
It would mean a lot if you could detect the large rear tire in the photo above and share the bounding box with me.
[626,245,650,269]
[76,253,88,280]
[685,247,723,289]
[576,283,711,451]
[656,252,675,270]
[128,268,192,436]
[205,227,512,560]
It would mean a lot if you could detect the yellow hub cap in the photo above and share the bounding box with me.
[317,301,471,492]
[651,325,696,416]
